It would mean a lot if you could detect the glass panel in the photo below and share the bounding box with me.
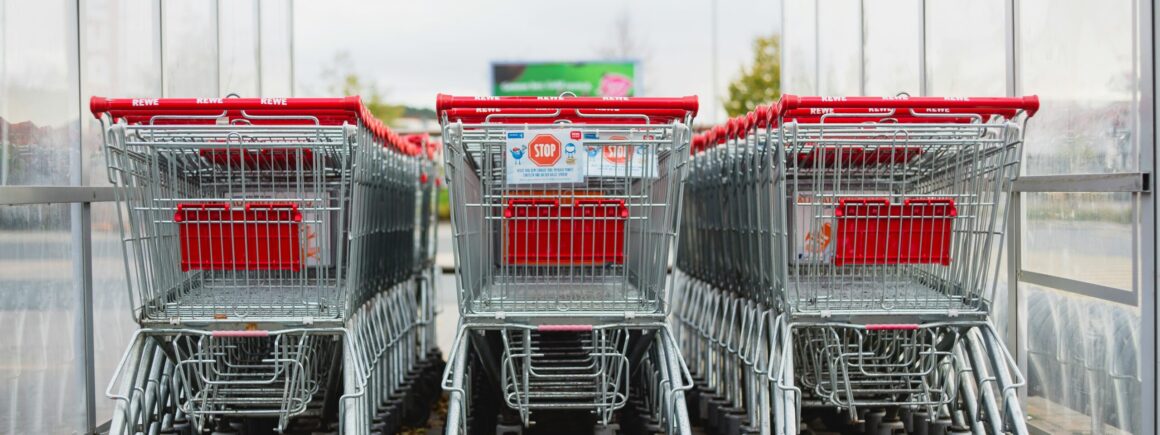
[1019,0,1137,175]
[782,0,817,94]
[162,0,218,97]
[862,0,920,96]
[0,204,81,434]
[218,0,260,97]
[1023,283,1142,434]
[80,1,163,423]
[1023,192,1134,291]
[816,0,861,95]
[258,0,293,96]
[91,202,138,425]
[81,0,161,186]
[924,0,1006,96]
[0,0,80,186]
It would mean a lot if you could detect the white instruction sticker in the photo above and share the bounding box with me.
[583,131,659,178]
[505,129,587,185]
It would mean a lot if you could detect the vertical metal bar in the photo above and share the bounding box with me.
[711,0,719,121]
[159,0,166,96]
[1002,0,1025,404]
[917,0,927,96]
[214,0,221,97]
[288,0,295,97]
[814,0,821,94]
[1142,0,1157,432]
[1005,0,1019,97]
[858,0,866,96]
[256,0,263,96]
[73,1,97,432]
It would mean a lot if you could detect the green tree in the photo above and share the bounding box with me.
[322,52,405,125]
[724,35,781,117]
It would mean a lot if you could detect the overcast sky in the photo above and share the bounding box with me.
[293,0,781,123]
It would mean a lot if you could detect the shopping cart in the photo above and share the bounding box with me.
[676,95,1039,434]
[90,96,424,327]
[439,94,696,320]
[438,94,697,434]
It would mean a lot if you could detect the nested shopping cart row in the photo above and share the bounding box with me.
[438,94,698,434]
[676,94,1038,435]
[92,95,444,434]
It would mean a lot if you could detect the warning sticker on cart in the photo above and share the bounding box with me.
[505,129,587,185]
[583,131,659,178]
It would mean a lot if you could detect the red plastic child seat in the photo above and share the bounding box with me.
[833,198,956,266]
[503,198,628,265]
[175,203,303,271]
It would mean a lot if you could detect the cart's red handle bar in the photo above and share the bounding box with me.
[782,107,1019,119]
[777,94,1039,119]
[436,93,699,117]
[90,96,364,116]
[442,107,690,125]
[444,115,688,125]
[90,96,425,157]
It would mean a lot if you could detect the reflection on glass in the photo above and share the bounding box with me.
[1019,0,1137,175]
[218,0,260,97]
[90,202,138,426]
[162,0,219,97]
[1023,192,1134,291]
[81,0,161,186]
[863,0,919,96]
[0,0,80,186]
[1024,284,1141,434]
[816,0,860,95]
[260,0,294,96]
[782,0,817,94]
[925,0,1005,96]
[0,204,81,434]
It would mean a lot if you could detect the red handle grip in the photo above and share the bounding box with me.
[778,94,1039,117]
[244,202,300,211]
[90,96,364,118]
[176,202,229,211]
[436,93,699,116]
[507,198,560,207]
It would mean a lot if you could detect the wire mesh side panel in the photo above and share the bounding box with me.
[778,120,1023,316]
[104,121,417,324]
[444,122,689,316]
[677,128,785,307]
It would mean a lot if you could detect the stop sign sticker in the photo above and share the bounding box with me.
[528,134,562,166]
[506,129,586,185]
[603,135,631,164]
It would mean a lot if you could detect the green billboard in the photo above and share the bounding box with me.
[491,61,637,97]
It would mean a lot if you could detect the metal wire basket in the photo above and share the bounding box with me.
[91,96,425,326]
[438,94,696,321]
